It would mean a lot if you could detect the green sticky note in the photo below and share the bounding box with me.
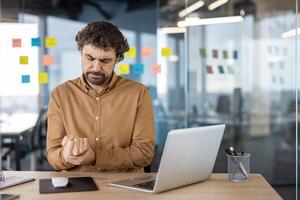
[161,48,171,57]
[223,50,228,59]
[20,56,28,65]
[200,48,206,58]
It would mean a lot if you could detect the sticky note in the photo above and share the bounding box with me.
[132,64,144,74]
[223,50,228,59]
[20,56,28,65]
[43,54,54,66]
[227,66,234,74]
[12,39,21,48]
[124,47,136,58]
[21,75,30,83]
[142,47,152,58]
[31,37,41,47]
[233,50,238,59]
[39,72,48,84]
[161,48,171,57]
[212,50,218,59]
[218,65,225,74]
[206,65,213,74]
[45,36,57,48]
[118,64,130,74]
[152,64,161,74]
[200,48,206,58]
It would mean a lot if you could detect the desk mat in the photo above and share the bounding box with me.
[39,177,98,194]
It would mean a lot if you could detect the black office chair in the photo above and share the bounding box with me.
[14,107,48,170]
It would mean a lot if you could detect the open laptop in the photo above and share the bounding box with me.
[108,124,225,193]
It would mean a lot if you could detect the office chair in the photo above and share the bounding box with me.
[14,107,48,170]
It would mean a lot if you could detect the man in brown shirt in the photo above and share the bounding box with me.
[46,21,156,172]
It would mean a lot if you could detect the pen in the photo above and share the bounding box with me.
[229,146,238,156]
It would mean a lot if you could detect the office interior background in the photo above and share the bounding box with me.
[0,0,299,199]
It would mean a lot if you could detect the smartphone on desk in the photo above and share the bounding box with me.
[0,194,19,200]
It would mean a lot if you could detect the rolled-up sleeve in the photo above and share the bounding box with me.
[94,87,156,170]
[46,88,75,170]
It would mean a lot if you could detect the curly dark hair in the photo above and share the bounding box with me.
[75,21,129,62]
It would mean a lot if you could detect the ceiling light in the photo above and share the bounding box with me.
[281,27,300,39]
[177,16,243,27]
[208,0,228,11]
[160,27,186,34]
[178,1,205,18]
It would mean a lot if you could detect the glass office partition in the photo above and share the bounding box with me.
[158,0,298,199]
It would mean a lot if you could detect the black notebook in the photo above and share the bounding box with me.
[39,177,99,194]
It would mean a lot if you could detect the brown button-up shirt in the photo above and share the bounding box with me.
[46,72,156,172]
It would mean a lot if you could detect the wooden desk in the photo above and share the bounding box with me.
[1,171,282,200]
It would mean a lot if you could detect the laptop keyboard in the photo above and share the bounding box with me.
[133,180,156,190]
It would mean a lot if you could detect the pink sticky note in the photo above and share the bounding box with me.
[152,64,161,74]
[43,54,54,66]
[12,38,22,48]
[142,47,152,58]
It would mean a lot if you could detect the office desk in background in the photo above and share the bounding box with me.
[1,171,282,200]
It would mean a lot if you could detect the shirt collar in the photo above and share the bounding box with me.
[79,72,118,93]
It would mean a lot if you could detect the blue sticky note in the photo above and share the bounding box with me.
[218,66,225,74]
[233,50,238,59]
[132,64,144,74]
[22,75,30,83]
[31,37,41,47]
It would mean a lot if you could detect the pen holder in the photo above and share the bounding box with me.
[227,153,250,182]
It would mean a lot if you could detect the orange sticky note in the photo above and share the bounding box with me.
[142,47,152,58]
[39,72,48,84]
[118,64,130,74]
[12,38,22,48]
[43,54,54,66]
[161,48,171,57]
[45,36,56,48]
[124,47,136,58]
[20,56,28,65]
[152,64,161,74]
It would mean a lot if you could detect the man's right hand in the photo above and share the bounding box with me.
[61,136,90,165]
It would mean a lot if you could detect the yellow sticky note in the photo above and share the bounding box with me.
[161,48,171,57]
[124,47,136,58]
[45,36,57,48]
[39,72,48,84]
[20,56,28,65]
[118,64,130,74]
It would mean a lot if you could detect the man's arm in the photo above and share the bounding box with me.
[46,88,75,170]
[94,87,156,170]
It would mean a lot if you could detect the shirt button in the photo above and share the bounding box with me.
[95,137,99,141]
[95,116,99,120]
[96,97,99,101]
